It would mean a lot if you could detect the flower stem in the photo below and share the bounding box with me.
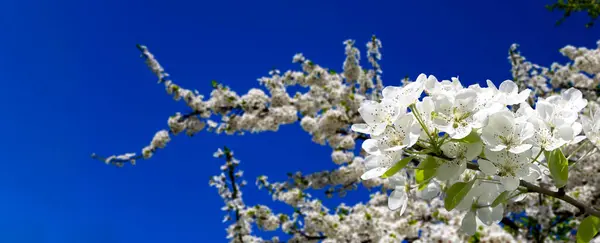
[567,140,589,160]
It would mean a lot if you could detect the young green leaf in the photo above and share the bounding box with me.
[545,149,569,188]
[416,168,437,185]
[577,215,600,243]
[444,180,475,211]
[452,129,480,144]
[382,157,413,178]
[491,191,510,207]
[417,156,439,170]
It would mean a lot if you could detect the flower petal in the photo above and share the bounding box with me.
[388,189,408,215]
[509,144,533,154]
[491,204,504,222]
[476,206,494,226]
[500,176,519,191]
[461,211,477,236]
[361,167,387,180]
[362,139,380,155]
[477,159,497,175]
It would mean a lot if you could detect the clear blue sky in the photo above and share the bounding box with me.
[0,0,597,242]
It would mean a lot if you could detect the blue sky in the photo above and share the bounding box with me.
[0,0,597,242]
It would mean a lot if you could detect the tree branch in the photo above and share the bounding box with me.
[466,162,600,218]
[224,149,245,243]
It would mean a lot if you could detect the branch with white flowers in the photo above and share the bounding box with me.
[464,162,600,218]
[94,36,600,242]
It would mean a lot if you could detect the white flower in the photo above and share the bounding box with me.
[151,130,171,149]
[142,146,154,159]
[477,149,531,191]
[351,99,402,136]
[546,88,587,113]
[168,113,186,135]
[582,103,600,149]
[387,173,408,215]
[415,97,436,140]
[431,89,482,139]
[520,163,542,183]
[515,102,535,123]
[360,150,403,180]
[424,76,463,96]
[416,180,441,200]
[480,110,534,153]
[527,116,571,151]
[361,113,421,155]
[436,141,482,181]
[477,204,504,226]
[535,99,578,128]
[486,79,531,105]
[292,53,305,63]
[382,73,427,106]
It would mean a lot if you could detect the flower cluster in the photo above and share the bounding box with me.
[214,147,525,242]
[352,69,593,234]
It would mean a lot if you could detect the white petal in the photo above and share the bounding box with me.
[570,135,586,145]
[500,176,519,191]
[491,204,504,222]
[361,167,387,180]
[517,122,535,141]
[520,165,538,183]
[358,101,382,124]
[487,144,507,152]
[483,149,504,164]
[499,80,518,94]
[486,79,498,90]
[581,116,593,134]
[382,86,401,100]
[536,100,554,122]
[388,189,408,215]
[477,159,497,175]
[509,144,533,154]
[351,123,385,136]
[512,89,531,105]
[572,122,583,135]
[371,123,387,136]
[461,211,477,236]
[556,125,575,141]
[363,155,379,170]
[417,181,441,200]
[477,207,494,226]
[362,139,380,155]
[350,123,370,133]
[436,160,465,181]
[465,141,483,161]
[452,124,473,139]
[516,102,535,120]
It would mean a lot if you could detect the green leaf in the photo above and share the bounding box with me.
[382,157,413,178]
[452,129,480,144]
[577,216,600,243]
[211,80,219,88]
[444,180,475,211]
[415,156,439,189]
[491,191,511,207]
[415,169,425,184]
[415,168,437,186]
[545,149,569,188]
[417,156,439,170]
